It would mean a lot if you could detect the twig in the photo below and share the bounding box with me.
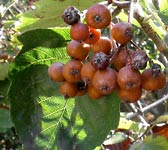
[111,7,122,18]
[0,103,10,110]
[129,103,149,126]
[128,0,135,23]
[112,0,130,8]
[126,93,168,119]
[133,8,168,55]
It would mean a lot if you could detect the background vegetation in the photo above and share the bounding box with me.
[0,0,168,149]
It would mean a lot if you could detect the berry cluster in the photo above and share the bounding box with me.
[48,3,166,103]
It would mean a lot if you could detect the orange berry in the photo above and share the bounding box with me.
[92,36,112,54]
[48,62,65,82]
[70,22,90,41]
[85,4,111,29]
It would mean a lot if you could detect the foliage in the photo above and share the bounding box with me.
[0,0,168,149]
[130,135,168,150]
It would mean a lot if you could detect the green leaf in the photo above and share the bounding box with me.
[0,108,14,132]
[9,46,69,79]
[158,9,168,25]
[159,0,168,12]
[0,80,13,133]
[15,0,102,33]
[17,28,70,54]
[103,132,128,145]
[0,62,10,80]
[118,117,140,132]
[75,93,121,149]
[130,135,168,150]
[8,46,71,149]
[153,114,168,125]
[0,79,11,103]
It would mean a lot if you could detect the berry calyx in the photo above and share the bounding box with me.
[76,81,87,96]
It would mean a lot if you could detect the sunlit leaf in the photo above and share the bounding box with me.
[159,0,168,12]
[17,27,70,54]
[0,62,10,80]
[15,0,102,33]
[75,93,121,149]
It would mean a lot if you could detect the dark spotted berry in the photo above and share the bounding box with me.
[62,6,80,25]
[131,50,149,70]
[91,52,109,70]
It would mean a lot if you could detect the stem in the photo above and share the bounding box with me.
[112,0,131,8]
[129,103,149,126]
[126,93,168,119]
[111,7,122,18]
[144,0,165,30]
[130,40,142,51]
[128,0,135,23]
[134,9,168,54]
[0,103,10,110]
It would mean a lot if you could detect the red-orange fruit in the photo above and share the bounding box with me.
[60,81,78,98]
[70,22,90,41]
[92,67,117,95]
[112,46,128,71]
[111,22,134,45]
[66,40,90,61]
[63,59,83,83]
[80,61,97,85]
[85,4,111,29]
[84,27,101,45]
[118,87,142,103]
[87,84,102,99]
[117,65,142,90]
[141,68,166,91]
[92,36,112,55]
[48,62,65,82]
